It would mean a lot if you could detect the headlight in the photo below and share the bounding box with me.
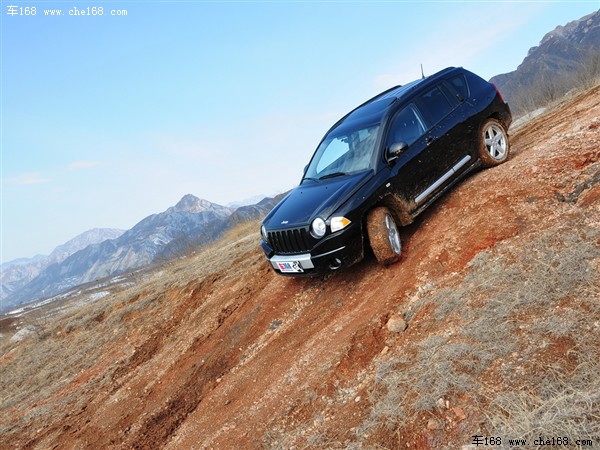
[310,217,327,238]
[261,225,268,241]
[330,216,351,233]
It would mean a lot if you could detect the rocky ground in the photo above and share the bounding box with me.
[1,85,599,449]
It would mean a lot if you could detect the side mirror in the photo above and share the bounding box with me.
[303,164,308,175]
[387,141,408,161]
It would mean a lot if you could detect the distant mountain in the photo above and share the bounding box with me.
[228,195,286,225]
[157,195,286,260]
[47,228,126,264]
[1,254,47,270]
[168,194,227,214]
[2,194,280,311]
[1,228,124,305]
[490,10,600,114]
[227,194,268,209]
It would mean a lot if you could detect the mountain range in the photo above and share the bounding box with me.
[4,11,599,313]
[1,194,279,312]
[490,10,600,112]
[1,228,124,304]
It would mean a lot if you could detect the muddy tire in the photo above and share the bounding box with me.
[367,207,401,266]
[478,118,510,167]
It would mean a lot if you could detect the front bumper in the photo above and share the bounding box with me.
[261,222,364,276]
[270,253,315,271]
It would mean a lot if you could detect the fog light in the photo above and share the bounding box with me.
[329,258,342,270]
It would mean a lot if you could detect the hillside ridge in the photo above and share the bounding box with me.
[490,10,600,112]
[2,194,278,312]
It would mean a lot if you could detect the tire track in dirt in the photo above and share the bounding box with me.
[119,255,275,449]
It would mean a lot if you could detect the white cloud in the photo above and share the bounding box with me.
[131,109,339,206]
[68,161,104,170]
[4,173,51,185]
[373,2,542,88]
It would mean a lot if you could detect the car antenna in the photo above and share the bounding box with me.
[421,64,425,79]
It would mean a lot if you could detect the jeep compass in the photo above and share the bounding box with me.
[260,67,512,275]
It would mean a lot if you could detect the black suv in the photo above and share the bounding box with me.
[260,67,512,275]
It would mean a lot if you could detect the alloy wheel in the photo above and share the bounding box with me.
[484,124,508,160]
[385,214,401,255]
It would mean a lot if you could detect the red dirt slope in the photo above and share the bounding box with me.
[2,86,599,449]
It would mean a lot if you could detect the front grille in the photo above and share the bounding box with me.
[268,227,312,254]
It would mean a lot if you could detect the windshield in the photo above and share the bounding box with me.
[303,123,380,181]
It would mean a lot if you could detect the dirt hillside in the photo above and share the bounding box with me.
[2,86,599,450]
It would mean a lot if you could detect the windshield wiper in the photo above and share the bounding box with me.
[302,177,318,183]
[319,172,347,180]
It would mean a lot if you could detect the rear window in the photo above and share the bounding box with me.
[448,75,469,101]
[417,86,453,126]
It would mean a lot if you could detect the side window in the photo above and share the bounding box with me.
[417,86,453,127]
[448,75,469,101]
[387,104,426,147]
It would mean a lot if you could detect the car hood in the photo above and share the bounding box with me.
[266,171,373,229]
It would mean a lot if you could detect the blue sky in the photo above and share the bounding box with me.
[1,0,599,262]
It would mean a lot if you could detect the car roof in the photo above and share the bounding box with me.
[371,66,458,104]
[328,67,460,136]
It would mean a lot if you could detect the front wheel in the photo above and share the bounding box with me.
[367,207,401,266]
[479,118,510,167]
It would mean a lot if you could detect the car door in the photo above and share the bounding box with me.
[385,103,432,208]
[386,86,463,209]
[410,84,470,205]
[442,73,479,161]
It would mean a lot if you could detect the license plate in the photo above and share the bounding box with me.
[277,261,304,273]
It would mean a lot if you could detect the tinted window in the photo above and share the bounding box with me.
[387,104,426,146]
[448,75,469,101]
[417,86,453,126]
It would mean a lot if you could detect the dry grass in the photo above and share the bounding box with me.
[0,220,262,435]
[358,220,600,448]
[487,352,600,448]
[153,219,261,283]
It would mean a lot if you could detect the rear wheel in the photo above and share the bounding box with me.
[479,118,510,167]
[367,207,401,266]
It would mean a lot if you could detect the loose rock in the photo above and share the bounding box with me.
[386,314,407,333]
